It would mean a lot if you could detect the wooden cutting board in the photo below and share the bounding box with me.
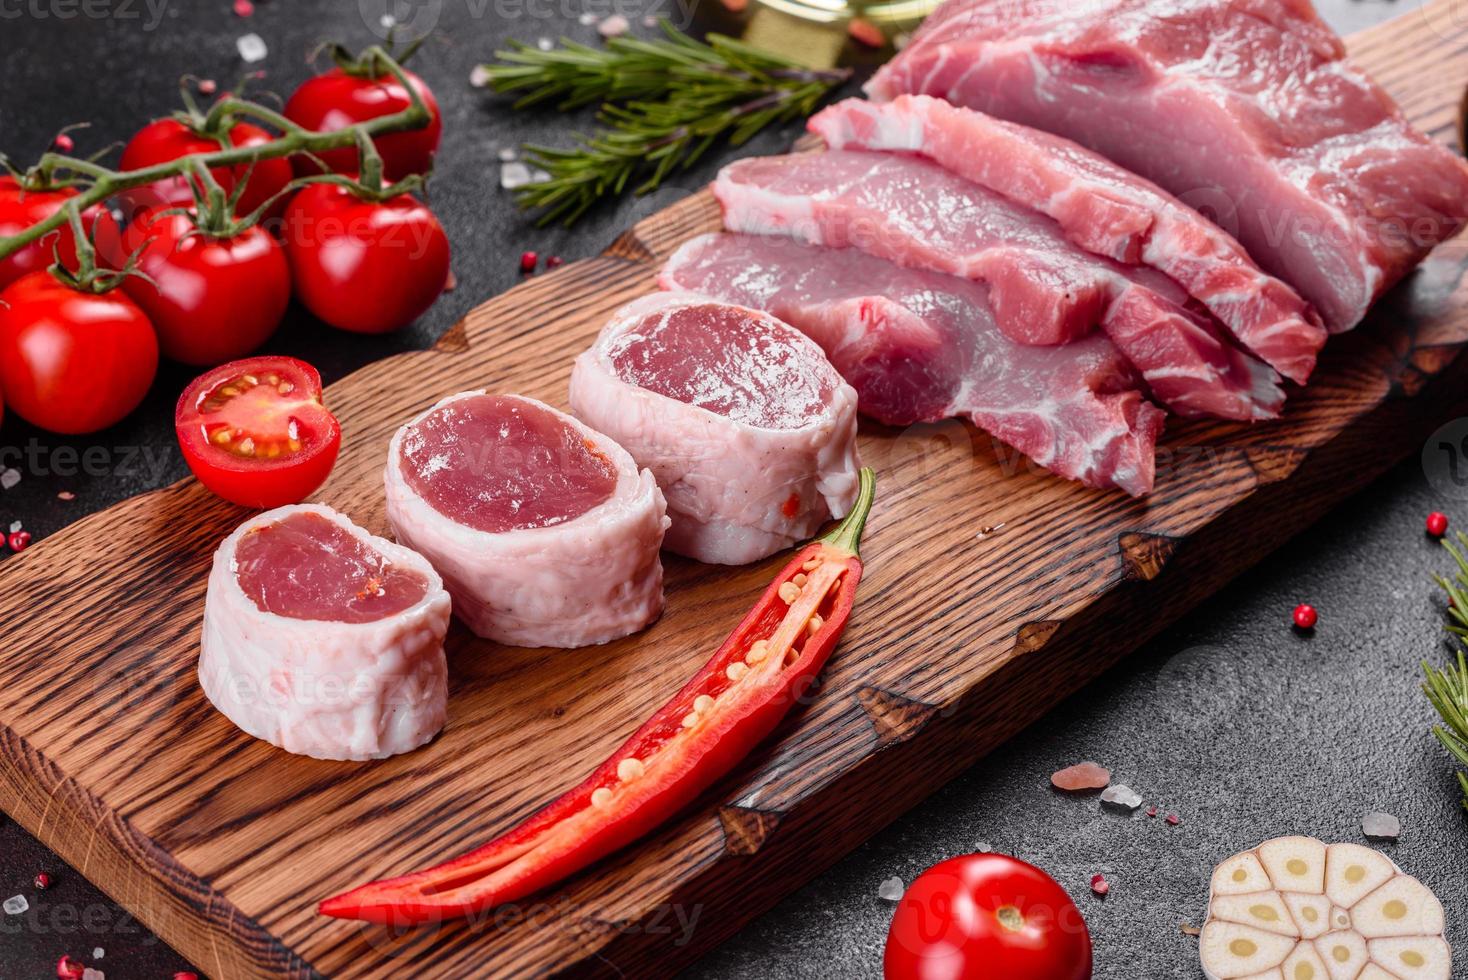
[3,7,1468,978]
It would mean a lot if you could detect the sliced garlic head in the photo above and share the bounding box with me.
[1199,838,1451,980]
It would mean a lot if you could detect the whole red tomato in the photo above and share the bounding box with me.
[885,854,1092,980]
[0,272,158,434]
[284,66,442,181]
[175,356,341,508]
[0,177,104,291]
[119,118,292,217]
[115,208,289,366]
[281,183,450,334]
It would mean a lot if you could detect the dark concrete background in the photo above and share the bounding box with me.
[2,1,1462,978]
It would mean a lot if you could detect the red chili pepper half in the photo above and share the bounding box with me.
[320,467,877,925]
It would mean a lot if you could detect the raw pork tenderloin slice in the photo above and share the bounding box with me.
[661,233,1167,497]
[385,392,668,648]
[569,292,861,565]
[199,503,452,761]
[866,0,1468,333]
[810,96,1327,385]
[715,150,1283,422]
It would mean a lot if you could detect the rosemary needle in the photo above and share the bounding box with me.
[480,21,852,226]
[1426,531,1468,809]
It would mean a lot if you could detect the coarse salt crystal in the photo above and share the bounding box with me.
[1100,784,1143,811]
[1051,761,1110,792]
[877,876,904,901]
[537,36,554,51]
[58,491,75,501]
[1,468,20,490]
[500,161,533,189]
[8,521,20,533]
[598,14,629,37]
[236,33,267,63]
[469,65,492,89]
[1362,811,1401,840]
[578,11,598,25]
[498,146,518,162]
[82,969,104,980]
[3,894,27,915]
[379,13,396,28]
[642,14,657,26]
[92,947,104,959]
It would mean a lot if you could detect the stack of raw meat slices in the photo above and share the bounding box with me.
[662,0,1468,496]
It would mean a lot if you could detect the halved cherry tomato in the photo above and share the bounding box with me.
[119,118,292,218]
[281,183,450,334]
[885,854,1093,980]
[175,356,342,509]
[0,176,104,291]
[112,207,289,366]
[284,66,442,181]
[0,271,158,435]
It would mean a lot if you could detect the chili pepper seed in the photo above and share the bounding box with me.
[778,581,800,604]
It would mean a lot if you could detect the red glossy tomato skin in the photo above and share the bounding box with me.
[0,273,159,435]
[119,119,293,218]
[283,67,442,181]
[884,855,1093,980]
[0,177,104,291]
[175,356,342,509]
[118,209,289,366]
[282,183,450,334]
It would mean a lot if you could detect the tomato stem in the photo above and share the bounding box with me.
[820,467,875,558]
[0,45,434,262]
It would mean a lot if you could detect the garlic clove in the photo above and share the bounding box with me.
[1324,843,1395,910]
[1367,936,1451,979]
[1352,875,1445,939]
[1315,931,1369,980]
[1282,942,1328,980]
[1211,892,1299,938]
[1282,893,1333,940]
[1258,837,1327,893]
[1201,921,1295,977]
[1214,852,1273,896]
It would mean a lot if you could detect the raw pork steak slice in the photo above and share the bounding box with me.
[716,150,1283,422]
[200,503,452,761]
[867,0,1468,332]
[810,96,1327,384]
[661,233,1167,497]
[569,292,861,565]
[385,392,669,648]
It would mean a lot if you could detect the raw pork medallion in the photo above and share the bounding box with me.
[867,0,1468,333]
[199,504,452,761]
[385,392,668,648]
[1201,836,1450,979]
[569,293,861,565]
[716,150,1283,422]
[661,233,1166,497]
[809,95,1327,385]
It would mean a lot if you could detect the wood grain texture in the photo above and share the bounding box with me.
[3,7,1468,977]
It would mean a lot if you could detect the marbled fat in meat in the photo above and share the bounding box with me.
[398,393,618,533]
[605,304,836,430]
[233,511,430,624]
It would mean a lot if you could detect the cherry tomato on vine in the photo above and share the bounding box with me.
[119,118,292,217]
[175,356,342,509]
[0,177,103,291]
[0,272,158,435]
[281,183,450,334]
[884,854,1092,980]
[283,65,442,181]
[111,207,290,366]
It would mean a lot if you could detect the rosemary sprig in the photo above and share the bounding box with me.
[480,21,852,225]
[1426,530,1468,810]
